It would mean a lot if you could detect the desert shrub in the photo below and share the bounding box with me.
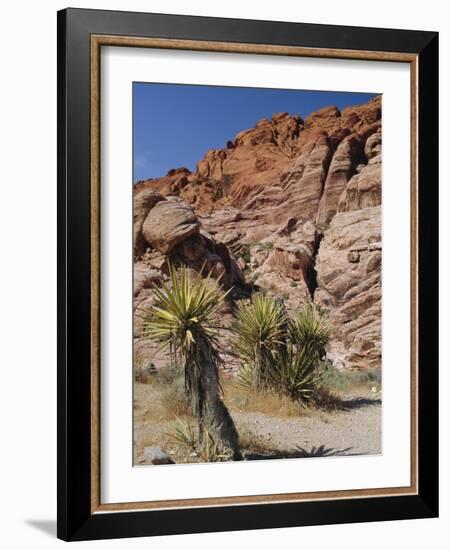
[290,304,332,361]
[319,362,381,393]
[238,428,278,455]
[224,378,307,417]
[235,361,255,390]
[134,360,157,384]
[166,417,197,450]
[269,344,322,403]
[197,427,233,462]
[155,361,182,386]
[166,418,233,462]
[159,373,192,418]
[232,294,288,391]
[239,244,251,265]
[259,241,274,251]
[312,386,345,410]
[233,301,331,405]
[152,361,192,416]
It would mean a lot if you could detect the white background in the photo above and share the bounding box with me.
[102,47,411,503]
[0,1,447,548]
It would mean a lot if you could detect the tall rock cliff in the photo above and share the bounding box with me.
[134,95,382,371]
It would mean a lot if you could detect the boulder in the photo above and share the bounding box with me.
[133,189,165,258]
[338,154,381,212]
[142,199,200,254]
[133,264,163,297]
[143,446,175,465]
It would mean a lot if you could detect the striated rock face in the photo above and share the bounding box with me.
[315,207,381,369]
[134,95,382,369]
[316,134,362,227]
[338,130,382,212]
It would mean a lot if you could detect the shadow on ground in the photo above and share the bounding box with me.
[241,396,383,461]
[339,397,382,410]
[243,444,360,461]
[25,519,56,537]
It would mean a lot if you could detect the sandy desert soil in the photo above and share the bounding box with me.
[134,381,381,465]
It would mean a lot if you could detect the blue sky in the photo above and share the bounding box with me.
[133,83,377,182]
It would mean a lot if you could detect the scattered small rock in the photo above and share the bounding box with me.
[143,446,175,465]
[347,250,360,263]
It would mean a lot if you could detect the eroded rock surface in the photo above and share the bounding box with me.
[315,207,381,369]
[134,95,382,370]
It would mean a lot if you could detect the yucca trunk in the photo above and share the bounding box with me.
[142,264,241,461]
[186,331,241,460]
[201,359,241,460]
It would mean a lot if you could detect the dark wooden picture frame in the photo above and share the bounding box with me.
[57,8,438,541]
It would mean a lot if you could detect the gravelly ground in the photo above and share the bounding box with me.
[134,383,381,464]
[234,396,381,459]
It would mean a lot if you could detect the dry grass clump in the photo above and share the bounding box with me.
[238,427,280,456]
[134,358,157,384]
[222,378,308,417]
[159,375,192,418]
[312,387,345,410]
[152,362,192,419]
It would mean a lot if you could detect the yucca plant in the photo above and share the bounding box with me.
[167,417,197,451]
[142,264,241,459]
[270,343,322,403]
[235,361,256,391]
[232,294,288,391]
[290,303,332,361]
[232,300,331,404]
[167,418,233,462]
[197,426,233,462]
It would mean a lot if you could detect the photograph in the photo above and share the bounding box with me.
[52,4,438,542]
[132,83,383,466]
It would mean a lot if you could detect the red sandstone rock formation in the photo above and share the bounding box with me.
[133,95,382,370]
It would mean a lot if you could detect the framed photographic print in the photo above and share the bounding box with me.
[57,8,439,541]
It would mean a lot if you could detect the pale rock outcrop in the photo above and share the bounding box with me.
[316,134,362,227]
[274,132,333,221]
[315,206,381,369]
[134,189,165,257]
[133,264,163,297]
[338,131,382,212]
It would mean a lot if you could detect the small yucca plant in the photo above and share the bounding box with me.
[142,263,241,459]
[167,418,232,462]
[197,427,233,462]
[232,294,287,391]
[167,417,197,451]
